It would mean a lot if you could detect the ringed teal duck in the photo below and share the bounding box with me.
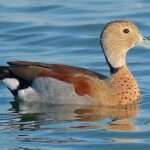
[0,20,149,106]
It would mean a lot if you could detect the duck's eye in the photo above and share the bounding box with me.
[123,28,130,34]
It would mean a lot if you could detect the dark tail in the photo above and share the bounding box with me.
[0,66,11,80]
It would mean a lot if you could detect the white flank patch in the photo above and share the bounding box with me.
[18,87,41,103]
[2,78,19,90]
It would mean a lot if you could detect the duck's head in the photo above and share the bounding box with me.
[100,20,149,73]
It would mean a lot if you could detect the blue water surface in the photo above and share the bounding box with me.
[0,0,150,150]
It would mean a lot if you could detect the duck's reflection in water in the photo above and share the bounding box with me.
[10,99,139,132]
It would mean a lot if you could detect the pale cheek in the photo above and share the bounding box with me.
[126,36,138,48]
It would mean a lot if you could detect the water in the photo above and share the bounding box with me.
[0,0,150,149]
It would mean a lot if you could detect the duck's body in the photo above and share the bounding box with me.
[0,61,140,106]
[0,20,148,106]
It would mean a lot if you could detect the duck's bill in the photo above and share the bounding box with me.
[137,37,150,48]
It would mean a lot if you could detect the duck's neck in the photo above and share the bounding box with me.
[111,66,140,105]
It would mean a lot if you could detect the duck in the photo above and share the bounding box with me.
[0,20,149,106]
